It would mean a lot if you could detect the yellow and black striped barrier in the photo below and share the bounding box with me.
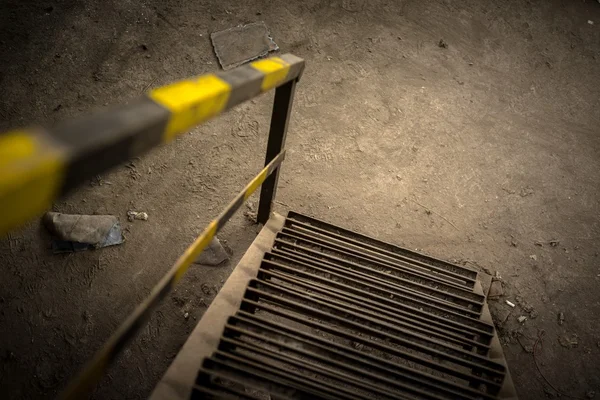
[0,54,304,236]
[60,151,286,399]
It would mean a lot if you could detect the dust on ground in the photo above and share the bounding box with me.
[1,0,599,399]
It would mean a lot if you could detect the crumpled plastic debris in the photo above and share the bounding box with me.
[43,212,123,253]
[194,237,230,266]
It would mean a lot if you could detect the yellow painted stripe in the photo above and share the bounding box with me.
[0,131,65,236]
[174,220,218,283]
[60,351,109,400]
[244,168,269,200]
[251,57,291,91]
[149,74,231,142]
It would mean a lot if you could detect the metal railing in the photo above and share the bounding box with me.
[0,53,304,398]
[0,54,304,236]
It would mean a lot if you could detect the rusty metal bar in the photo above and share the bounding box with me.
[258,260,492,353]
[272,236,483,318]
[286,212,477,286]
[277,228,483,307]
[263,251,494,341]
[245,280,505,379]
[228,313,497,400]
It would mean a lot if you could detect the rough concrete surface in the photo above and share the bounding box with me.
[1,0,599,399]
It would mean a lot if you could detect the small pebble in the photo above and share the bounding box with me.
[127,210,149,221]
[586,390,595,399]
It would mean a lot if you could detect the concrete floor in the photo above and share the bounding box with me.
[1,0,599,399]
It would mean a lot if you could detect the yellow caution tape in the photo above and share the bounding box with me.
[0,131,65,235]
[251,57,291,91]
[150,74,231,142]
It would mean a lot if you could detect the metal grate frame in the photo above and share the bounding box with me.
[191,211,510,400]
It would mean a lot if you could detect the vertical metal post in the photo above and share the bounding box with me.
[257,79,297,225]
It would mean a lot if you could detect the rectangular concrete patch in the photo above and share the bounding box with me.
[210,22,278,70]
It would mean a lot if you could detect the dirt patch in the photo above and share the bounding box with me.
[1,0,600,399]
